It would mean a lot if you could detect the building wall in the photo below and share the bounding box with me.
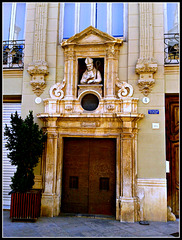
[3,2,179,221]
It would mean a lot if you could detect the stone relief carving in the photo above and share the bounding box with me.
[137,77,155,96]
[49,79,66,99]
[27,60,49,96]
[135,58,158,74]
[135,58,157,96]
[80,57,102,84]
[116,80,134,99]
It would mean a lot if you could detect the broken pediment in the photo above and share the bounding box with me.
[61,26,123,47]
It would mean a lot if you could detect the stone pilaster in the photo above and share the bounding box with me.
[119,116,141,222]
[41,117,59,217]
[27,3,49,96]
[135,3,158,96]
[63,46,76,100]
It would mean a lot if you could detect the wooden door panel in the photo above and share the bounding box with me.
[88,139,116,215]
[61,138,116,216]
[61,138,89,213]
[165,94,179,217]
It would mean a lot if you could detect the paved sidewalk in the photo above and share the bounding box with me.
[3,210,180,238]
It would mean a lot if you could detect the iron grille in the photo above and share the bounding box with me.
[3,40,25,69]
[164,33,179,64]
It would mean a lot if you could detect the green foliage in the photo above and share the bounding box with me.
[4,111,47,193]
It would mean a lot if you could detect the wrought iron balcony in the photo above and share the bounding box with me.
[164,33,179,64]
[3,40,25,69]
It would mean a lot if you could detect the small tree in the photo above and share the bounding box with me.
[4,111,46,193]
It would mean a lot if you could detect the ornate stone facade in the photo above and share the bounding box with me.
[38,26,144,222]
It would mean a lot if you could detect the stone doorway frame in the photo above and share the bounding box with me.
[38,114,143,222]
[37,26,144,222]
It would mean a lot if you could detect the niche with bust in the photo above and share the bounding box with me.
[77,57,104,97]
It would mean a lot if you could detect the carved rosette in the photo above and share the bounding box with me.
[27,60,49,96]
[116,80,134,99]
[135,58,158,96]
[49,79,66,99]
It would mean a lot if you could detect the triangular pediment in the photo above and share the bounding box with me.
[61,26,123,47]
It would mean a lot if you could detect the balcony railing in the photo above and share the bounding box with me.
[3,40,25,69]
[164,33,179,64]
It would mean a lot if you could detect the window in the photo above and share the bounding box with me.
[164,3,179,64]
[164,3,179,34]
[60,2,126,41]
[3,3,26,68]
[3,2,26,41]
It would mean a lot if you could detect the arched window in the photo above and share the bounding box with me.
[60,2,126,41]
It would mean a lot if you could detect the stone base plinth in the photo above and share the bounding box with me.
[120,197,138,222]
[41,193,60,217]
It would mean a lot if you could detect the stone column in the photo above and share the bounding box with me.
[119,117,140,222]
[41,117,59,217]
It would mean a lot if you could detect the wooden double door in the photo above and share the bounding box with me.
[61,138,116,216]
[165,94,179,217]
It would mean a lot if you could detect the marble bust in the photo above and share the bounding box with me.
[80,57,102,84]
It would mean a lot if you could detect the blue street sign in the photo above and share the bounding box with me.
[148,109,159,114]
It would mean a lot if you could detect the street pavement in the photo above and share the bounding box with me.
[3,210,180,238]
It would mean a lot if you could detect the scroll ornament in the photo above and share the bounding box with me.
[49,79,66,99]
[116,80,134,99]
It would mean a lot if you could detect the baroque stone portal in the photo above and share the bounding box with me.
[38,26,144,222]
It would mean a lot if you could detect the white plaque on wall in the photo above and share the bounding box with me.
[35,97,42,104]
[142,97,150,104]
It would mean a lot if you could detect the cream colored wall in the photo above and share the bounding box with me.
[122,3,166,179]
[165,66,179,93]
[21,3,60,124]
[20,3,61,176]
[3,70,23,95]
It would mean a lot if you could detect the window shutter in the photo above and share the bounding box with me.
[3,103,21,209]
